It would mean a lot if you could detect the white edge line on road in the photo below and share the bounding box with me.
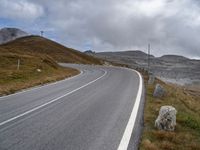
[0,70,84,99]
[0,70,107,127]
[117,69,143,150]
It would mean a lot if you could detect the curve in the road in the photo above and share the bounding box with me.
[0,70,107,127]
[0,64,144,150]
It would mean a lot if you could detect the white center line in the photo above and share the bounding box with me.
[0,71,84,99]
[0,70,107,127]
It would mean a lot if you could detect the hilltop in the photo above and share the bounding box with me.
[1,35,103,64]
[0,32,103,95]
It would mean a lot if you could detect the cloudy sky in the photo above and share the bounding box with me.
[0,0,200,58]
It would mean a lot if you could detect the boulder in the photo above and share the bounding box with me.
[36,69,42,72]
[153,84,165,97]
[155,106,177,131]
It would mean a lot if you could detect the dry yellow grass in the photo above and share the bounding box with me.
[139,72,200,150]
[0,36,104,95]
[1,36,103,64]
[0,53,79,95]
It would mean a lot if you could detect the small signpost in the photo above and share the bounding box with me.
[17,59,20,70]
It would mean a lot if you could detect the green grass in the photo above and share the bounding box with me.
[139,72,200,150]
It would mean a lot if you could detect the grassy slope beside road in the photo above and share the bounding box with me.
[0,49,79,95]
[0,36,103,95]
[1,36,103,64]
[140,72,200,150]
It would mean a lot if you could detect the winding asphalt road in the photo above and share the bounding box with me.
[0,64,144,150]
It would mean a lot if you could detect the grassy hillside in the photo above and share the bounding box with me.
[0,36,102,95]
[1,36,103,64]
[140,72,200,150]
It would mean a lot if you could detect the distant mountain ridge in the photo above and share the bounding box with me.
[157,55,190,63]
[93,50,154,58]
[87,50,200,85]
[0,27,29,44]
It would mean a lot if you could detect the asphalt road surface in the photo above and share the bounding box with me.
[0,64,144,150]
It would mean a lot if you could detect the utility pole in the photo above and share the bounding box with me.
[147,43,151,73]
[40,31,44,37]
[17,59,20,70]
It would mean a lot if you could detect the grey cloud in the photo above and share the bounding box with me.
[3,0,200,58]
[0,0,44,21]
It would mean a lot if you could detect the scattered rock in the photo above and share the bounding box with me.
[153,84,165,98]
[104,61,112,66]
[155,106,177,131]
[37,69,42,72]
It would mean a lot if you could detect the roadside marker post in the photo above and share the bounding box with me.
[17,59,20,70]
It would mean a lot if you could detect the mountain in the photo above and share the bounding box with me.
[0,27,29,44]
[97,50,154,58]
[1,35,103,64]
[89,50,200,86]
[0,34,103,95]
[158,55,189,63]
[91,50,155,68]
[84,50,96,55]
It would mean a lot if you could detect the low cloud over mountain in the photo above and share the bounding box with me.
[0,0,200,58]
[0,27,28,44]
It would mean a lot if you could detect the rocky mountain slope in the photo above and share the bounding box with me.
[88,51,200,85]
[0,27,28,44]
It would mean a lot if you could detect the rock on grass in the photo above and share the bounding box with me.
[155,106,177,131]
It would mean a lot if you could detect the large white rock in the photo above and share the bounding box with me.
[155,106,177,131]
